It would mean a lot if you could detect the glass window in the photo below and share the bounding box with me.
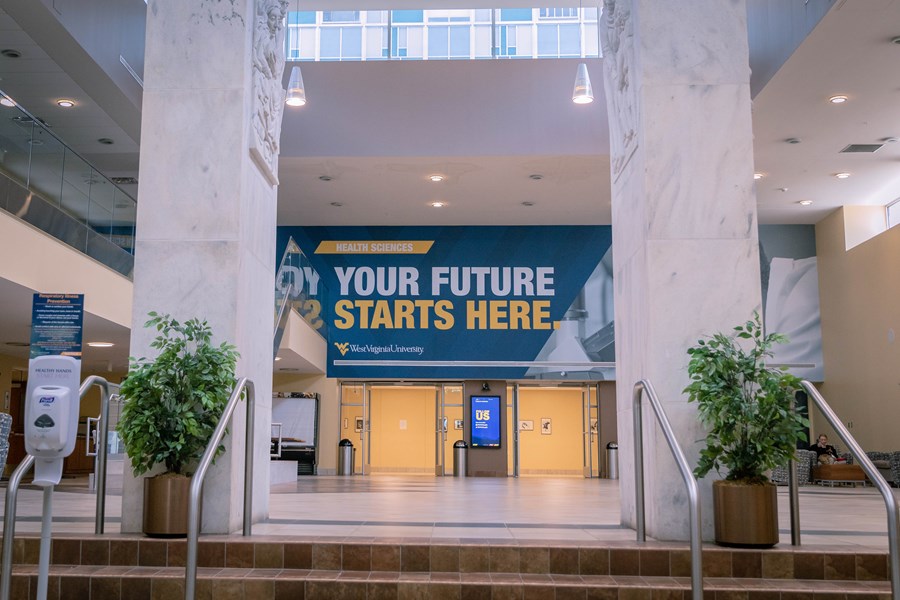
[320,28,341,59]
[500,8,532,22]
[429,26,450,58]
[537,24,559,56]
[289,11,316,25]
[323,11,360,23]
[559,23,580,56]
[392,10,424,23]
[539,8,578,18]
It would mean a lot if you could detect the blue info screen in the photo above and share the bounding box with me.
[470,395,501,448]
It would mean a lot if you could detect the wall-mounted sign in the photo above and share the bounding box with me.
[470,395,501,448]
[30,293,84,359]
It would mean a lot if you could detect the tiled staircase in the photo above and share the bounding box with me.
[3,535,893,599]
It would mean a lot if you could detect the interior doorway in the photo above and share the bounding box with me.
[339,381,611,478]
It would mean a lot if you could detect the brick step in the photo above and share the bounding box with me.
[6,536,890,583]
[6,566,894,600]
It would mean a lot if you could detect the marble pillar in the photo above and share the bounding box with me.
[601,0,761,540]
[122,0,288,533]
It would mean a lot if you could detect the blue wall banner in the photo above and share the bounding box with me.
[278,226,615,380]
[29,293,85,359]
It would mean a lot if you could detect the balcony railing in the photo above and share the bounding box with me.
[0,90,136,278]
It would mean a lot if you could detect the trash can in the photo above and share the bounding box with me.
[606,442,619,480]
[338,439,354,476]
[453,440,468,477]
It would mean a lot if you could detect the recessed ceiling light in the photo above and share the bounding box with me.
[529,174,544,180]
[0,97,15,108]
[828,95,848,104]
[275,356,282,361]
[318,175,333,182]
[429,174,445,182]
[56,99,75,108]
[834,172,851,179]
[521,201,535,206]
[798,200,813,206]
[97,138,114,145]
[891,36,900,45]
[785,138,801,144]
[330,201,343,207]
[87,341,115,348]
[753,172,764,180]
[431,201,445,208]
[0,49,22,58]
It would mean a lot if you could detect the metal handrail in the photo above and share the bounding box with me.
[0,376,112,600]
[184,377,255,600]
[800,381,900,600]
[633,379,702,600]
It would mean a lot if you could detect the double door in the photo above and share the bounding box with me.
[339,383,463,476]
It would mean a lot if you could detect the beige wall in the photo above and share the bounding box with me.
[815,208,900,450]
[369,387,436,473]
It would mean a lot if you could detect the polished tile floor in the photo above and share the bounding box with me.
[2,474,897,550]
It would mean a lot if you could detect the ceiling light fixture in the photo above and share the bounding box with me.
[785,138,801,144]
[87,342,115,348]
[97,138,114,145]
[0,96,15,108]
[0,49,22,58]
[753,172,764,180]
[318,175,333,181]
[56,99,75,108]
[429,175,445,182]
[828,95,848,104]
[522,201,535,206]
[529,174,544,180]
[891,36,900,45]
[330,201,343,207]
[834,172,851,179]
[798,200,813,206]
[275,356,282,361]
[431,201,445,208]
[285,1,307,106]
[572,62,594,104]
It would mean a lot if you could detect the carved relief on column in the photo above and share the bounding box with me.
[249,0,289,186]
[600,0,639,182]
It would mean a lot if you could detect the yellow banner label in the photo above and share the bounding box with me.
[315,240,434,254]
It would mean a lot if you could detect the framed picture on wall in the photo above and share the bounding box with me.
[541,418,552,435]
[454,419,463,430]
[590,419,598,433]
[355,417,364,432]
[519,420,534,432]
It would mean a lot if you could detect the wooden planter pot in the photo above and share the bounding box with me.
[143,474,193,537]
[712,480,778,548]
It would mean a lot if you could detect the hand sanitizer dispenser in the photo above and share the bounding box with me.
[24,355,81,486]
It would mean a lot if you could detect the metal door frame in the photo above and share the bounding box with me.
[436,383,464,476]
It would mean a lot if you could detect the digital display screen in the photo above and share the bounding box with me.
[470,395,501,448]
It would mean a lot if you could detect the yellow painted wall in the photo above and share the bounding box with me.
[517,388,583,475]
[815,209,900,450]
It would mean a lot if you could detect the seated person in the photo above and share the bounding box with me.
[810,434,839,464]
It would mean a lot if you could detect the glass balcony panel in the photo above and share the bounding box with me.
[27,125,66,209]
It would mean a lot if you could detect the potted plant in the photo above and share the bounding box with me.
[118,312,239,537]
[685,312,807,547]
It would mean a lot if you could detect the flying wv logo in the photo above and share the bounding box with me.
[334,342,350,356]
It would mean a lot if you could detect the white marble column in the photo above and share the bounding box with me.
[122,0,288,533]
[602,0,762,540]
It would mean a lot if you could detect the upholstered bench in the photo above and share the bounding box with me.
[812,463,867,486]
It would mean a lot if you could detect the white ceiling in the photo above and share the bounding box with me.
[1,0,899,370]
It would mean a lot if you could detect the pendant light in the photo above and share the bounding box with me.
[571,3,593,104]
[572,62,593,104]
[286,65,306,106]
[285,1,307,107]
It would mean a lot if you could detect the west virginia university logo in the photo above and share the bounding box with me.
[334,342,350,356]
